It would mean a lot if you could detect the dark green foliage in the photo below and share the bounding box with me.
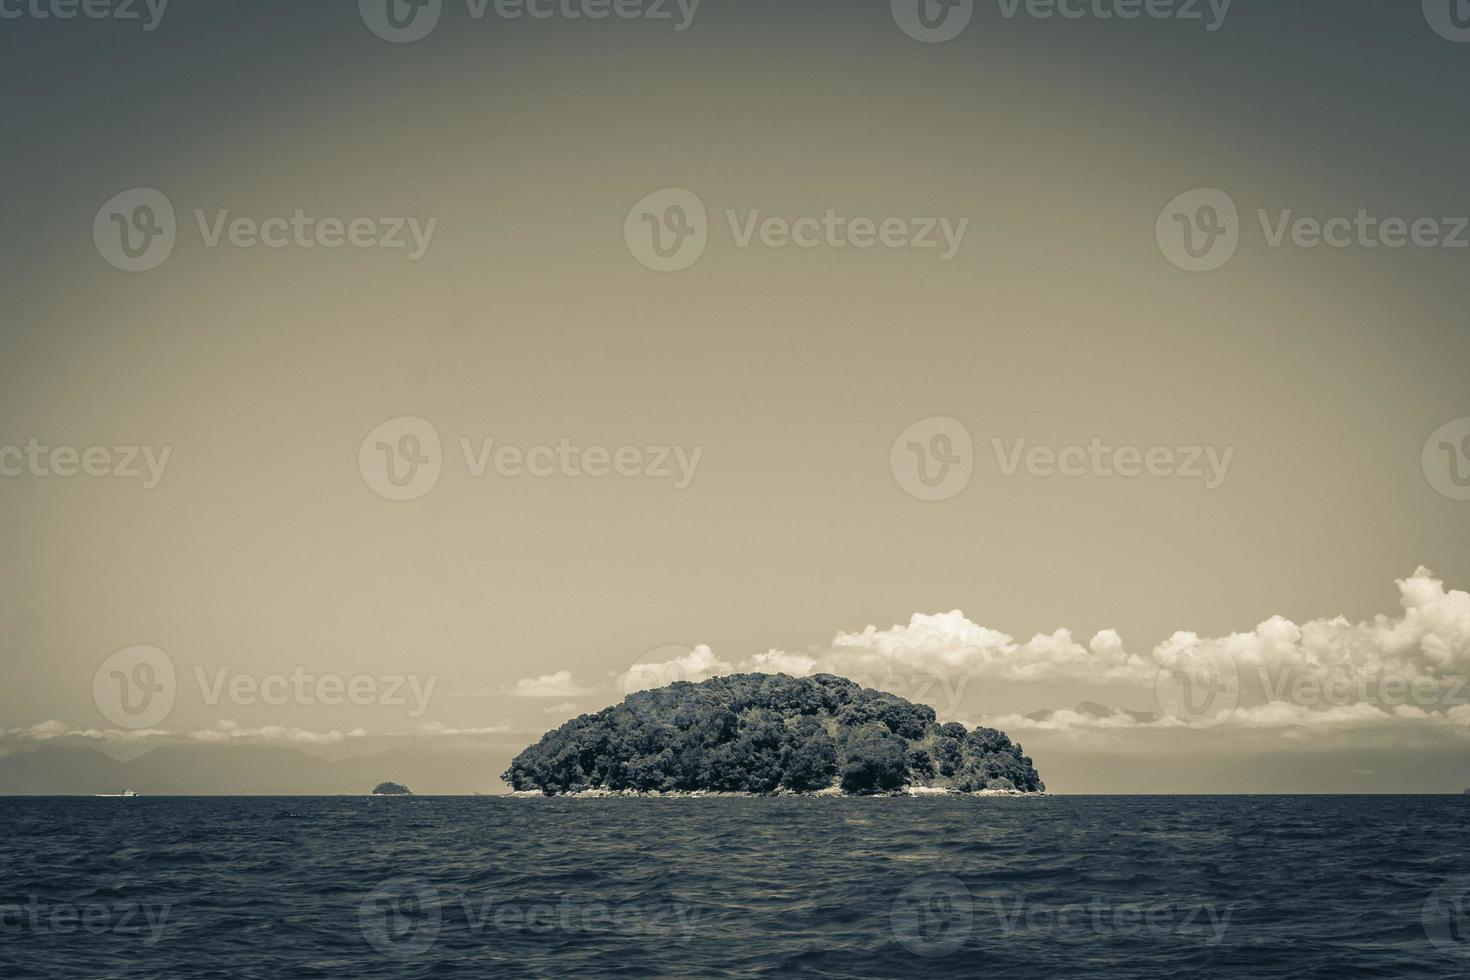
[780,716,838,790]
[500,673,1044,795]
[371,782,411,795]
[838,723,910,793]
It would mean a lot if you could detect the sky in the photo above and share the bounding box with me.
[2,0,1468,792]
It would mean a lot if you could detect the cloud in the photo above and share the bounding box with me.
[616,644,734,695]
[531,568,1470,737]
[542,702,582,715]
[506,670,591,698]
[0,719,511,750]
[736,566,1470,705]
[823,614,1151,684]
[731,616,1151,687]
[982,703,1176,734]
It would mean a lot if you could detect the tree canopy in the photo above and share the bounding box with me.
[371,782,412,795]
[501,673,1044,795]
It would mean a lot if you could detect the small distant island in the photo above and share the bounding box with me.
[371,782,412,796]
[502,673,1044,796]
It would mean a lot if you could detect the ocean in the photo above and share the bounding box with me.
[1,795,1466,978]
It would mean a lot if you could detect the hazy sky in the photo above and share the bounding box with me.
[2,0,1468,792]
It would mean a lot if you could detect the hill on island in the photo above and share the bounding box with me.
[502,673,1044,795]
[371,782,412,796]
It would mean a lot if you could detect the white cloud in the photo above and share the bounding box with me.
[740,613,1151,685]
[741,567,1470,701]
[506,670,591,698]
[0,719,511,749]
[538,568,1470,738]
[616,644,734,695]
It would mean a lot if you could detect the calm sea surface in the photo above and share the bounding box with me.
[1,795,1467,978]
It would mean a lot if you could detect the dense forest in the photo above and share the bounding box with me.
[371,782,412,795]
[502,673,1044,795]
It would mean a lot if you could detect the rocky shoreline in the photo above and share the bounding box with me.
[507,786,1046,799]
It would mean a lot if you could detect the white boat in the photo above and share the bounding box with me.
[95,790,139,797]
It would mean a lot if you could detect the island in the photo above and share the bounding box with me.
[371,782,412,796]
[502,673,1044,796]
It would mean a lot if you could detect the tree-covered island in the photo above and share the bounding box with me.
[371,782,412,796]
[502,673,1044,796]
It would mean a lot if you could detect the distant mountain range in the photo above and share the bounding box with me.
[0,744,514,795]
